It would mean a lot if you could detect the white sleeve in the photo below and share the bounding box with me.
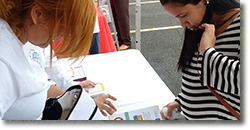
[0,60,18,119]
[43,46,77,90]
[93,16,100,33]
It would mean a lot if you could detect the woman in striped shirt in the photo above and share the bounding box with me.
[159,0,240,120]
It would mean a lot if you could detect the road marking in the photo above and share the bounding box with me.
[129,0,160,5]
[100,1,182,35]
[111,25,182,35]
[100,0,160,7]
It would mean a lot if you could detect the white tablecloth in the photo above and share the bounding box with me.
[57,49,175,117]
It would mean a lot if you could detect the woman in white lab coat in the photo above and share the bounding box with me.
[0,0,116,120]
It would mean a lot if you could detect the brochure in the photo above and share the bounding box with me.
[85,82,106,98]
[66,65,86,82]
[109,105,162,120]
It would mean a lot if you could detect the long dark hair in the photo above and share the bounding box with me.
[160,0,240,71]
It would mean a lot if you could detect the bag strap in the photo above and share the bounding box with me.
[196,52,240,119]
[88,105,98,120]
[206,85,240,120]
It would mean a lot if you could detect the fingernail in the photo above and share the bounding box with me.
[167,116,170,119]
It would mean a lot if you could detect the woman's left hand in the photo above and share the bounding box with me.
[93,94,117,116]
[198,23,216,55]
[79,80,96,93]
[79,80,96,88]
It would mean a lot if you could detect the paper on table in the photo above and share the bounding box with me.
[87,82,105,94]
[87,82,106,99]
[65,65,86,81]
[109,105,162,120]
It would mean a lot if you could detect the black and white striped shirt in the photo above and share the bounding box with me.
[176,15,240,120]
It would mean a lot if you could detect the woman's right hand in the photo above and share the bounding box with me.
[160,101,181,120]
[198,23,216,55]
[93,94,117,117]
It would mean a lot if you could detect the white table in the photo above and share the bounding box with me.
[57,49,175,119]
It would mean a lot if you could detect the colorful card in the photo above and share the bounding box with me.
[87,82,106,99]
[109,105,162,120]
[66,65,86,81]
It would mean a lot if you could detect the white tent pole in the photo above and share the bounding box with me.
[135,0,141,51]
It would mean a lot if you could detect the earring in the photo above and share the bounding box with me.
[206,1,209,4]
[26,23,50,46]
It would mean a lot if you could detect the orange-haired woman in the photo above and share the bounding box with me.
[0,0,116,120]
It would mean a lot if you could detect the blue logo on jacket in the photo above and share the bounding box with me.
[29,49,42,68]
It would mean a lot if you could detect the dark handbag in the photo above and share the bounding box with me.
[42,85,102,120]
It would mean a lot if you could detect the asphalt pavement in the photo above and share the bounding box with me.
[102,0,183,96]
[104,0,239,96]
[128,0,183,96]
